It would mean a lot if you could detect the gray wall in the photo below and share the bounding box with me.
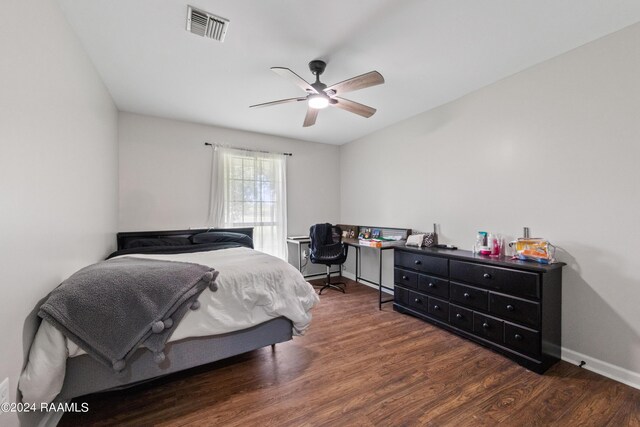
[0,0,118,424]
[340,23,640,384]
[118,112,341,236]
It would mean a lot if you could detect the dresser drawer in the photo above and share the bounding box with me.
[427,297,449,322]
[407,290,428,313]
[394,268,417,289]
[473,313,504,343]
[450,282,488,311]
[394,285,409,306]
[489,293,540,328]
[450,260,540,299]
[418,274,449,299]
[504,323,540,357]
[449,304,473,332]
[395,251,448,276]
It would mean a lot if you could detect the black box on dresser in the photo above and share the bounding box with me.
[393,246,565,374]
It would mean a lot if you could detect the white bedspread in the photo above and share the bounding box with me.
[19,247,319,404]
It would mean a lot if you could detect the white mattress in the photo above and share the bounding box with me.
[19,247,319,404]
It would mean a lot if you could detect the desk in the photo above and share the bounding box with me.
[286,237,310,274]
[344,239,397,310]
[289,225,410,309]
[286,237,340,279]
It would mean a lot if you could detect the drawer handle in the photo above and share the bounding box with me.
[483,273,492,279]
[514,334,523,341]
[463,292,470,299]
[434,305,440,310]
[428,282,434,288]
[402,275,408,280]
[456,313,463,319]
[506,304,514,311]
[482,322,490,329]
[414,260,422,265]
[414,298,422,304]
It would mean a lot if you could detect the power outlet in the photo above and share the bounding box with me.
[0,377,9,405]
[302,250,308,259]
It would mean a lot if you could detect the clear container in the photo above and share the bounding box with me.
[474,232,485,254]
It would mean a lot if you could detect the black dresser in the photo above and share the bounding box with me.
[393,247,564,373]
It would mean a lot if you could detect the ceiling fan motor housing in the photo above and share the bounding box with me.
[308,60,327,76]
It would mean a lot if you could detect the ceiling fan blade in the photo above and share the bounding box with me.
[250,97,306,108]
[325,71,384,95]
[271,67,318,94]
[331,97,376,118]
[303,107,319,127]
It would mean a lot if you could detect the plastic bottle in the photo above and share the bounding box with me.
[474,232,485,253]
[491,234,501,256]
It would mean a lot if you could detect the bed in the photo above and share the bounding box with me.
[19,228,318,425]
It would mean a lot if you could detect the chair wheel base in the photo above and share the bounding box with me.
[319,281,346,295]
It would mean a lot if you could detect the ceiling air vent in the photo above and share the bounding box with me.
[186,6,229,42]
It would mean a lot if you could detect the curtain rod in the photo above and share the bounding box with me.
[204,142,292,157]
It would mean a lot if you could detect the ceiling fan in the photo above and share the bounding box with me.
[250,60,384,127]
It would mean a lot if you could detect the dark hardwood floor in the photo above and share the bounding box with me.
[60,279,640,426]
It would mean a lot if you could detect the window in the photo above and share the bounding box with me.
[209,147,287,259]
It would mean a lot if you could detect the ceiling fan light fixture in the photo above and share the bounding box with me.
[308,94,329,109]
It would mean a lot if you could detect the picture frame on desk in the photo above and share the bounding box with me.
[337,224,358,240]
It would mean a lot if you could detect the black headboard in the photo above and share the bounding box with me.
[116,227,254,250]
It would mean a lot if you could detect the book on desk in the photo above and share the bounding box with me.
[358,239,406,248]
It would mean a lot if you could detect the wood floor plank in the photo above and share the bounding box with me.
[549,374,631,427]
[493,363,587,426]
[607,388,640,427]
[60,280,640,426]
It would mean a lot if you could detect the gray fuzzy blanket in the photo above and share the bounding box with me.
[39,257,218,372]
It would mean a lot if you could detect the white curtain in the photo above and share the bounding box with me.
[209,146,288,259]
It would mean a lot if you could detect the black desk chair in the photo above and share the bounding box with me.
[309,223,349,295]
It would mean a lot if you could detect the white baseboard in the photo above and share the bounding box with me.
[561,347,640,390]
[342,270,356,281]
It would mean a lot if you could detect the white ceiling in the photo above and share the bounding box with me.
[57,0,640,145]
